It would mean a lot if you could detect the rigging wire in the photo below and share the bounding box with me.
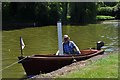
[0,56,27,72]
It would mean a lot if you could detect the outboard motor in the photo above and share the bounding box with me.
[97,41,104,50]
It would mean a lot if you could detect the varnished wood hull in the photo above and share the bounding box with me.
[18,49,104,76]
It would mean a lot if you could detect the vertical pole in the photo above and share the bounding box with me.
[57,21,63,55]
[20,37,23,57]
[0,2,2,79]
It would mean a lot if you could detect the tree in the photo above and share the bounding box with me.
[2,2,11,21]
[35,2,49,26]
[47,2,59,25]
[2,2,99,30]
[114,2,120,19]
[70,2,97,25]
[61,2,68,24]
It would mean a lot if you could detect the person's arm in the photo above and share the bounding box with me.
[71,41,81,54]
[56,42,64,55]
[56,50,59,55]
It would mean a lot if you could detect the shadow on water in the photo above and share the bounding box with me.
[2,21,91,31]
[2,20,119,31]
[2,22,49,31]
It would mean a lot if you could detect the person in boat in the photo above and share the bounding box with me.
[56,35,81,55]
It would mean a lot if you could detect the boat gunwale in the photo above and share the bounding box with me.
[25,50,104,59]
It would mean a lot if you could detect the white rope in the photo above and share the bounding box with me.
[0,56,27,72]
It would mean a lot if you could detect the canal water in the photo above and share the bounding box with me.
[2,20,119,78]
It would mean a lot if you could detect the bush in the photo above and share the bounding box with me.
[113,2,120,19]
[96,15,115,20]
[97,7,114,16]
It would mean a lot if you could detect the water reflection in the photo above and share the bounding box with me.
[101,20,119,27]
[100,20,119,53]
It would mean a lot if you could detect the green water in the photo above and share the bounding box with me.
[2,20,119,78]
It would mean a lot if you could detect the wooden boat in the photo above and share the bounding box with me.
[18,49,104,76]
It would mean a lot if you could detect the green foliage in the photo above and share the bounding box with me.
[97,2,118,7]
[35,3,49,25]
[60,3,68,24]
[5,2,120,29]
[3,2,37,23]
[104,2,118,7]
[70,2,97,24]
[2,2,67,28]
[113,2,120,19]
[47,2,60,25]
[96,15,115,20]
[3,2,120,29]
[97,6,114,16]
[19,3,37,22]
[3,2,98,29]
[97,2,105,7]
[97,2,120,19]
[2,2,11,21]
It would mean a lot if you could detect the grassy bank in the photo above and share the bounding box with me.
[57,53,118,78]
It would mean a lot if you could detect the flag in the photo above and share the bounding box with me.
[20,37,25,49]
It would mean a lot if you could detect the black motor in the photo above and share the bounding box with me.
[97,41,104,50]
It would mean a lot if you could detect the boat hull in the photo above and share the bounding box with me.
[18,49,104,76]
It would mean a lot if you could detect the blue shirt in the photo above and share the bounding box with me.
[63,41,76,54]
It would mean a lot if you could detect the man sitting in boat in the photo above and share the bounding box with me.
[56,35,81,55]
